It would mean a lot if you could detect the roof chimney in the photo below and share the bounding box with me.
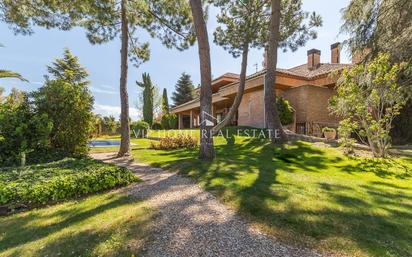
[307,49,321,70]
[331,42,340,64]
[352,48,371,64]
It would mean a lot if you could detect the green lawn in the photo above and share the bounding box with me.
[129,136,412,257]
[0,190,154,257]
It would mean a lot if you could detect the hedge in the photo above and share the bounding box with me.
[0,157,139,211]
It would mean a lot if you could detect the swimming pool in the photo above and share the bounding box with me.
[88,140,121,147]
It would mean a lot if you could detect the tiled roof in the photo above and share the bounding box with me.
[282,63,351,79]
[172,62,351,111]
[218,72,240,79]
[236,63,350,83]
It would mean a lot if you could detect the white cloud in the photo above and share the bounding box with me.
[90,86,117,95]
[94,103,141,120]
[99,84,115,90]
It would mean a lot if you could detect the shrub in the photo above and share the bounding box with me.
[168,114,178,129]
[161,114,178,130]
[329,53,407,158]
[322,127,336,133]
[131,121,150,138]
[276,97,294,125]
[161,114,170,130]
[0,90,52,167]
[152,122,162,130]
[150,135,198,150]
[0,158,139,210]
[337,119,357,155]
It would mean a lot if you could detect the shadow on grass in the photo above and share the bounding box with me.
[136,137,412,256]
[342,157,411,179]
[0,192,152,257]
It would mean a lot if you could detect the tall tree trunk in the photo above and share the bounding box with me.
[212,42,249,134]
[265,0,287,143]
[117,0,131,157]
[189,0,215,160]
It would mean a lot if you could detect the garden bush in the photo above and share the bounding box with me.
[150,135,198,150]
[0,158,139,211]
[322,127,336,133]
[152,122,162,130]
[161,114,170,129]
[131,121,150,138]
[161,114,178,130]
[276,97,294,125]
[168,114,178,129]
[0,90,52,167]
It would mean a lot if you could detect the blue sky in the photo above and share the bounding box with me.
[0,0,350,120]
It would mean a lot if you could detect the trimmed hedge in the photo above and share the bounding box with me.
[131,121,150,138]
[150,135,198,150]
[0,158,139,211]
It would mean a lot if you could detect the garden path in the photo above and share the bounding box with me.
[91,152,322,257]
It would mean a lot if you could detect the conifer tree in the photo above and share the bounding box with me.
[265,0,321,143]
[0,0,196,156]
[189,0,216,160]
[171,73,195,106]
[136,73,154,126]
[162,88,169,114]
[46,48,89,85]
[34,49,94,154]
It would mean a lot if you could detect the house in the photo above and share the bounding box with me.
[171,43,352,137]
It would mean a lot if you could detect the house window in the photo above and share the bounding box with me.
[296,123,306,135]
[216,113,222,123]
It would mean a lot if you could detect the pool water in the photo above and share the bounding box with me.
[88,140,121,147]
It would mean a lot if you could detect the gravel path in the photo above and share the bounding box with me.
[91,152,322,257]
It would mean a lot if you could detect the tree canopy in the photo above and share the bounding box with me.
[0,0,196,64]
[342,0,412,64]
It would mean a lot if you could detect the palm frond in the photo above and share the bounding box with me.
[0,70,29,82]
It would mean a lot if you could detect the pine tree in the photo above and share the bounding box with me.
[34,49,94,154]
[162,88,169,114]
[1,0,196,157]
[189,0,216,160]
[172,73,195,106]
[265,0,322,143]
[137,73,154,126]
[46,48,89,85]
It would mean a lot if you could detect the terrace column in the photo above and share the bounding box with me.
[178,113,183,129]
[190,110,193,129]
[212,105,216,125]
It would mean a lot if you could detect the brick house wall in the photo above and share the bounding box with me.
[238,90,265,128]
[237,85,339,130]
[282,85,338,124]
